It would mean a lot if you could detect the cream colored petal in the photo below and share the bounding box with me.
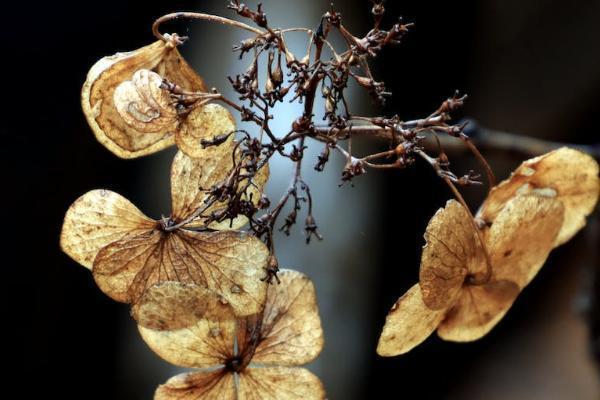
[175,104,236,159]
[138,288,237,368]
[377,284,446,356]
[238,367,326,400]
[113,69,177,133]
[133,282,231,331]
[479,147,599,246]
[487,195,564,288]
[250,270,324,366]
[419,200,485,310]
[171,149,270,231]
[82,40,206,158]
[93,229,269,315]
[437,280,519,342]
[60,189,155,269]
[170,148,235,223]
[154,370,236,400]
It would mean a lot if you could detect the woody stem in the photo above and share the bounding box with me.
[152,12,264,41]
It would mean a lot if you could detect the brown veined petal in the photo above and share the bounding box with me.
[437,280,520,342]
[171,150,270,231]
[170,148,235,224]
[113,69,177,133]
[133,282,230,330]
[60,189,155,269]
[419,200,485,310]
[175,104,236,158]
[249,270,324,366]
[155,370,236,400]
[238,367,326,400]
[487,195,564,288]
[93,229,269,315]
[479,147,599,246]
[138,287,237,368]
[376,284,446,357]
[82,38,206,158]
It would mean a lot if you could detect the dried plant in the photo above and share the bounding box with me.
[60,1,600,398]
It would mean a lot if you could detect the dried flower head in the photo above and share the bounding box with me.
[81,36,236,159]
[377,195,564,356]
[136,270,325,399]
[60,147,269,315]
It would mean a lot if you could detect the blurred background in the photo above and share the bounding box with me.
[3,0,599,398]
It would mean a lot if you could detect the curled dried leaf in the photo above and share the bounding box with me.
[82,38,206,158]
[377,284,446,356]
[113,69,177,132]
[437,280,519,342]
[479,147,600,246]
[60,189,155,269]
[419,200,484,310]
[487,195,564,288]
[93,229,269,314]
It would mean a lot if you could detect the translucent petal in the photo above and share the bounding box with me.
[419,200,485,310]
[479,147,599,246]
[60,189,154,269]
[377,284,446,356]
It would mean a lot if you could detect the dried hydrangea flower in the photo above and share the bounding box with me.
[82,36,234,159]
[60,147,269,315]
[377,196,564,356]
[478,147,600,246]
[135,270,325,399]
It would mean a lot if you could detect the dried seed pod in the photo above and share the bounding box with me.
[81,37,206,158]
[138,270,326,399]
[478,147,600,246]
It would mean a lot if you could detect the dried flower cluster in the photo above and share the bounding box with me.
[60,1,600,398]
[377,148,599,356]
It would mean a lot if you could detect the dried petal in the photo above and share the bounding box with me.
[176,104,236,158]
[171,150,270,231]
[138,288,237,368]
[82,39,206,158]
[155,370,235,400]
[437,280,519,342]
[238,367,325,400]
[93,229,269,315]
[487,195,564,288]
[250,270,324,366]
[377,284,446,356]
[479,147,599,246]
[60,189,155,269]
[419,200,485,310]
[133,282,229,331]
[170,148,235,223]
[113,69,177,132]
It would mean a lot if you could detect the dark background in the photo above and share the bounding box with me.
[3,0,599,398]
